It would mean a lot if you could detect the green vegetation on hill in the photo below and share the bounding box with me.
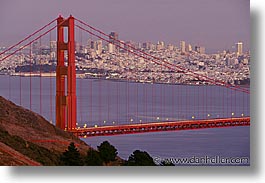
[85,148,103,166]
[97,141,118,164]
[59,141,119,166]
[0,127,60,165]
[59,142,83,166]
[124,150,156,166]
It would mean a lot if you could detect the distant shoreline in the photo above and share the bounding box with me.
[0,72,250,87]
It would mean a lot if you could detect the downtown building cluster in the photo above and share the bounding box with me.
[0,32,250,86]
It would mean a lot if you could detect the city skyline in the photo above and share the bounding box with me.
[0,0,250,53]
[0,1,250,167]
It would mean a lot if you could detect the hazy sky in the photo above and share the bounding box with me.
[0,0,250,53]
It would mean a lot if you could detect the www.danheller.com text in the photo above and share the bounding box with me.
[153,156,249,165]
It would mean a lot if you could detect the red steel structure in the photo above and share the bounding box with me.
[0,15,250,137]
[56,15,77,130]
[70,117,250,137]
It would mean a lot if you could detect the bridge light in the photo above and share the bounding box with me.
[231,112,235,116]
[84,135,87,138]
[130,118,134,122]
[112,121,115,124]
[103,120,106,124]
[76,123,78,125]
[84,124,87,128]
[94,124,98,128]
[140,119,142,123]
[241,113,244,117]
[192,116,195,119]
[207,114,211,117]
[156,117,160,120]
[166,118,169,121]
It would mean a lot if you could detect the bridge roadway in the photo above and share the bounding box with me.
[69,117,250,138]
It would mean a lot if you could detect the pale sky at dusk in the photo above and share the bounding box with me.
[0,0,250,53]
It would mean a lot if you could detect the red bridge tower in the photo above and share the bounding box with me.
[56,15,77,130]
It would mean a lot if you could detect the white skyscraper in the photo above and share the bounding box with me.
[187,44,192,52]
[180,41,186,53]
[96,40,103,55]
[108,43,114,53]
[236,42,243,56]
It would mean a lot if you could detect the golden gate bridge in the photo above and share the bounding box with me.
[0,15,250,138]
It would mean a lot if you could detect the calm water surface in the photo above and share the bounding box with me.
[0,75,250,164]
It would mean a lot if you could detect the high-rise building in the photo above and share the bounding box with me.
[143,42,151,50]
[156,43,162,50]
[137,42,142,49]
[236,42,243,56]
[96,40,103,54]
[180,41,186,53]
[199,47,205,54]
[109,32,118,42]
[90,41,96,50]
[195,46,205,54]
[195,46,199,53]
[156,41,165,50]
[119,40,125,52]
[87,39,92,49]
[50,41,57,59]
[187,44,192,52]
[109,32,119,51]
[50,41,56,51]
[108,43,114,53]
[167,44,174,51]
[150,43,156,50]
[159,41,165,49]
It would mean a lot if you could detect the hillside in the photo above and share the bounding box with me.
[0,96,91,165]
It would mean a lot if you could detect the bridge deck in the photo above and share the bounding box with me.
[69,117,250,138]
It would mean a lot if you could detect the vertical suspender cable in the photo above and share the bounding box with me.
[8,71,11,100]
[127,58,129,124]
[49,30,53,123]
[30,43,32,110]
[19,50,22,106]
[230,84,231,118]
[186,83,188,120]
[89,27,93,126]
[136,72,139,123]
[79,27,83,124]
[151,66,154,121]
[98,35,102,124]
[243,88,245,116]
[172,79,174,121]
[39,37,42,115]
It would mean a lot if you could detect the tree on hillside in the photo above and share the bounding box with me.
[125,150,156,166]
[97,141,118,164]
[60,142,83,166]
[85,148,103,166]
